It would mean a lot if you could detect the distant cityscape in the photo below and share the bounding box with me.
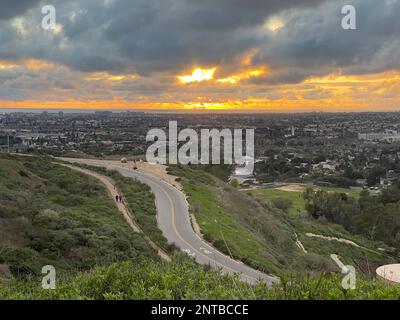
[1,111,400,192]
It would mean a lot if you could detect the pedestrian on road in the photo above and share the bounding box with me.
[115,195,119,202]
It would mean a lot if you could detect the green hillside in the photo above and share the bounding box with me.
[167,166,394,276]
[0,154,398,300]
[0,153,158,279]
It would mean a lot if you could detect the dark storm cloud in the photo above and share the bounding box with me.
[98,0,331,73]
[251,0,400,84]
[31,0,331,75]
[54,0,399,81]
[182,0,331,30]
[0,0,42,20]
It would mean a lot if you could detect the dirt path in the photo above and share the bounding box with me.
[294,233,308,254]
[305,233,361,248]
[60,164,171,262]
[276,184,306,192]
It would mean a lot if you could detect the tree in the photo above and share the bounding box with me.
[381,185,400,205]
[303,187,357,225]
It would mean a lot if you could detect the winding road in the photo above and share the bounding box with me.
[60,158,279,285]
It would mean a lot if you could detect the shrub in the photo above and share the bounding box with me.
[272,197,293,213]
[230,179,239,188]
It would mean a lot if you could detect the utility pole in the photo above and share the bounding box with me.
[7,134,10,153]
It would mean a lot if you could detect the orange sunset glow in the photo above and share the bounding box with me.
[1,66,399,112]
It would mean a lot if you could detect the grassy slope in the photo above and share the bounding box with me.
[249,188,306,215]
[249,187,393,273]
[0,153,158,279]
[248,187,360,216]
[168,166,394,276]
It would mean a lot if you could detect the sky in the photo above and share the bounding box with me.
[0,0,399,112]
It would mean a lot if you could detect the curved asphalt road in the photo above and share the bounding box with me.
[61,158,279,285]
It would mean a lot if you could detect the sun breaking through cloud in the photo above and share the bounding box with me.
[178,68,216,84]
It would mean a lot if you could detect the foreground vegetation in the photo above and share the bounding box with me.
[1,256,400,300]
